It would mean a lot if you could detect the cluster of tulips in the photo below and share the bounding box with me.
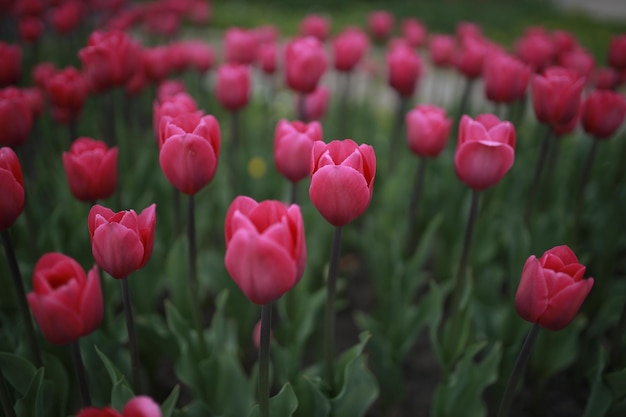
[1,0,626,416]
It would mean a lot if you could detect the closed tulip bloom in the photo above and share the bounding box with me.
[429,34,456,67]
[455,114,516,190]
[23,87,44,118]
[368,10,395,41]
[27,253,103,345]
[592,67,619,90]
[159,113,220,195]
[387,43,422,97]
[514,28,555,72]
[483,52,531,103]
[0,147,25,230]
[32,62,56,90]
[153,92,198,141]
[401,18,426,48]
[255,25,280,45]
[299,14,330,42]
[274,119,323,182]
[332,27,370,72]
[46,66,90,124]
[515,245,594,331]
[608,34,626,70]
[62,137,118,202]
[50,0,84,34]
[122,396,162,417]
[456,21,482,41]
[559,48,595,81]
[552,103,581,137]
[581,90,626,139]
[257,42,278,74]
[215,63,250,111]
[0,87,33,148]
[454,35,488,79]
[552,30,577,56]
[301,86,329,121]
[285,37,328,94]
[224,27,258,65]
[183,40,214,73]
[406,104,452,158]
[0,42,21,87]
[18,16,44,43]
[224,196,306,305]
[142,46,171,83]
[88,204,157,279]
[309,139,376,226]
[532,67,585,128]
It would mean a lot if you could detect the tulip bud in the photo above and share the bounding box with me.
[401,18,426,48]
[274,119,323,183]
[299,14,330,42]
[428,34,456,68]
[27,253,103,345]
[309,139,376,226]
[368,10,395,41]
[515,245,594,331]
[483,52,531,104]
[224,196,306,305]
[405,104,452,158]
[581,90,626,140]
[386,43,422,97]
[62,137,117,202]
[0,147,25,230]
[300,86,329,122]
[215,63,250,112]
[0,87,33,148]
[46,66,90,125]
[0,42,21,87]
[454,114,516,190]
[608,34,626,71]
[531,66,585,128]
[284,37,327,94]
[332,27,369,72]
[224,27,258,65]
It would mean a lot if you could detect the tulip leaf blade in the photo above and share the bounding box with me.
[248,382,298,417]
[94,344,134,409]
[14,367,44,417]
[293,375,330,417]
[161,384,181,417]
[0,352,37,396]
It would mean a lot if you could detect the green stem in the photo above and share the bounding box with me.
[497,324,540,417]
[71,340,91,407]
[68,119,77,148]
[298,94,307,122]
[121,278,141,393]
[338,72,351,137]
[610,298,626,369]
[0,369,16,417]
[405,157,427,258]
[229,110,240,195]
[525,126,553,224]
[449,190,480,313]
[0,230,42,367]
[324,226,343,395]
[458,78,475,117]
[290,181,298,205]
[173,189,182,236]
[188,194,207,356]
[388,95,409,171]
[575,139,599,223]
[258,303,273,417]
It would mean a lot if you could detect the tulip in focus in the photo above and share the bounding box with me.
[531,66,585,129]
[309,139,376,226]
[515,245,594,331]
[274,119,323,183]
[159,113,221,195]
[62,137,118,202]
[88,204,156,279]
[386,43,422,97]
[27,253,103,345]
[224,196,306,305]
[581,90,626,140]
[284,36,328,94]
[454,114,516,190]
[0,147,25,230]
[215,63,250,112]
[0,87,33,148]
[332,27,370,72]
[299,14,330,42]
[405,104,452,158]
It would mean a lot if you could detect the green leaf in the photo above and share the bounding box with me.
[606,366,626,400]
[41,352,70,417]
[0,352,37,396]
[14,368,44,417]
[293,376,330,417]
[530,318,583,383]
[203,350,254,417]
[94,345,130,386]
[248,383,298,417]
[94,345,134,408]
[582,349,612,417]
[161,385,181,417]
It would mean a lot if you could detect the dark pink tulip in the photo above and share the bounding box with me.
[301,86,329,121]
[454,35,489,79]
[608,33,626,70]
[153,92,198,141]
[274,119,323,183]
[592,67,619,90]
[332,27,369,72]
[558,48,595,81]
[187,0,211,26]
[255,24,280,45]
[401,18,426,48]
[224,196,306,305]
[405,104,452,158]
[0,87,33,148]
[455,21,482,41]
[224,27,258,65]
[18,16,44,43]
[45,66,89,124]
[159,113,220,195]
[552,103,580,137]
[0,42,21,87]
[32,62,56,90]
[14,0,44,17]
[531,66,585,128]
[23,87,43,118]
[552,30,577,56]
[299,14,330,42]
[122,396,162,417]
[216,63,250,112]
[428,34,456,67]
[27,253,102,345]
[257,42,278,74]
[483,52,531,103]
[515,245,593,331]
[285,36,327,94]
[182,40,214,73]
[386,43,422,97]
[0,147,25,230]
[309,139,376,226]
[142,46,171,83]
[88,204,157,279]
[514,28,555,72]
[581,90,626,139]
[368,10,394,41]
[156,80,187,101]
[63,137,118,202]
[454,114,516,190]
[50,0,84,35]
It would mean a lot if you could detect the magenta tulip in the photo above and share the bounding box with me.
[0,147,25,230]
[405,104,452,158]
[274,119,323,183]
[63,137,118,202]
[581,90,626,140]
[531,66,585,128]
[284,37,327,94]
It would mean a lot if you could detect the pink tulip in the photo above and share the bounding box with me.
[216,63,250,111]
[0,42,21,87]
[63,137,118,202]
[514,28,555,72]
[368,10,395,41]
[0,87,33,148]
[274,119,323,183]
[332,27,370,72]
[483,52,531,103]
[299,14,330,42]
[224,27,258,65]
[301,86,329,121]
[428,34,456,67]
[581,90,626,139]
[532,66,585,128]
[401,18,426,48]
[0,147,25,230]
[405,104,452,158]
[284,37,327,94]
[608,33,626,71]
[386,43,422,97]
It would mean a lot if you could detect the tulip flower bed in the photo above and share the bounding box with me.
[2,1,626,417]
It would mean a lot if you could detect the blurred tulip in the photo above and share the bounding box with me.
[142,46,171,83]
[32,62,56,89]
[18,16,44,43]
[455,114,516,190]
[456,21,482,41]
[50,0,84,34]
[156,80,187,101]
[88,204,156,279]
[428,34,456,67]
[224,27,258,65]
[552,29,577,56]
[78,396,162,417]
[274,119,323,183]
[386,43,422,97]
[63,137,118,202]
[608,33,626,70]
[27,253,102,345]
[454,35,489,79]
[301,86,329,121]
[183,40,214,73]
[332,27,369,72]
[531,66,585,128]
[405,104,452,158]
[224,196,306,305]
[514,27,555,72]
[257,42,278,74]
[483,52,531,103]
[515,245,593,331]
[401,18,426,48]
[552,103,581,137]
[14,0,43,16]
[159,113,220,195]
[215,63,250,111]
[299,14,330,42]
[45,66,89,124]
[284,36,327,94]
[186,0,211,25]
[559,48,595,81]
[255,24,279,45]
[0,147,25,230]
[23,87,43,118]
[592,67,619,90]
[581,90,626,139]
[0,42,21,87]
[309,139,376,226]
[0,87,33,147]
[368,10,394,41]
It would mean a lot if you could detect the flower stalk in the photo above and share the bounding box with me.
[324,226,343,395]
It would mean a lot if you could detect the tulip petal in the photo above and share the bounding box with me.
[92,223,144,279]
[159,133,217,195]
[537,278,594,331]
[79,266,103,336]
[515,256,549,323]
[28,293,82,345]
[454,141,514,190]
